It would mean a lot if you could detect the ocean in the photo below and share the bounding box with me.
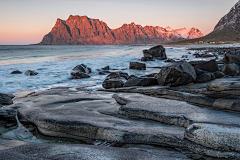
[0,45,195,93]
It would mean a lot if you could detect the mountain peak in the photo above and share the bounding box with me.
[214,0,240,32]
[165,26,172,31]
[38,15,205,45]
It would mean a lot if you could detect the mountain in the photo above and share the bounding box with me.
[169,0,240,44]
[38,15,205,45]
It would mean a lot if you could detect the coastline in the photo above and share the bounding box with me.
[1,44,240,159]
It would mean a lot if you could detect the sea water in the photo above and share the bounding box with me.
[0,45,196,93]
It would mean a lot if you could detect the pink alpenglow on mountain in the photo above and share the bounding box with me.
[38,15,205,45]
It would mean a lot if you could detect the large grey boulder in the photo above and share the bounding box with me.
[0,93,13,105]
[124,76,158,87]
[142,45,167,60]
[129,62,146,70]
[73,64,91,74]
[155,61,196,86]
[221,63,240,76]
[195,59,219,72]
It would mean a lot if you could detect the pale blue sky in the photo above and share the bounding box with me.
[0,0,238,45]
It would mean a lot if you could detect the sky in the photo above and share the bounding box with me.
[0,0,238,45]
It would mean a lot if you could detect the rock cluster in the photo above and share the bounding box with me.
[71,64,91,79]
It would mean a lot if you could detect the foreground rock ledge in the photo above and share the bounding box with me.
[2,87,240,158]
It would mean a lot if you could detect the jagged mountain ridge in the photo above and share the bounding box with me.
[169,0,240,44]
[38,15,205,45]
[214,0,240,32]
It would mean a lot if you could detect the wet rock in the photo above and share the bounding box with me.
[102,78,125,89]
[11,70,22,74]
[142,45,167,60]
[25,70,38,76]
[106,72,129,80]
[181,55,188,58]
[71,72,90,79]
[0,93,13,105]
[129,62,146,70]
[196,73,212,83]
[73,64,91,74]
[221,63,240,76]
[101,66,110,70]
[213,71,225,78]
[222,54,240,64]
[195,59,219,72]
[155,61,196,86]
[123,76,158,87]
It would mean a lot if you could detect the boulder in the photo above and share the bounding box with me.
[195,69,207,76]
[195,59,219,72]
[25,70,38,76]
[11,70,22,74]
[123,76,158,87]
[196,73,212,83]
[155,61,196,86]
[213,71,225,78]
[129,62,146,70]
[221,63,240,76]
[210,73,216,80]
[101,66,110,70]
[73,64,91,74]
[142,45,167,60]
[222,54,240,64]
[0,93,13,105]
[102,78,125,89]
[71,72,90,79]
[106,72,129,80]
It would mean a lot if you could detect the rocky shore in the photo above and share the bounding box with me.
[1,45,240,159]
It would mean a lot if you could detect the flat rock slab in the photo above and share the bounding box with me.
[185,123,240,153]
[11,88,185,146]
[115,93,240,128]
[0,138,188,160]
